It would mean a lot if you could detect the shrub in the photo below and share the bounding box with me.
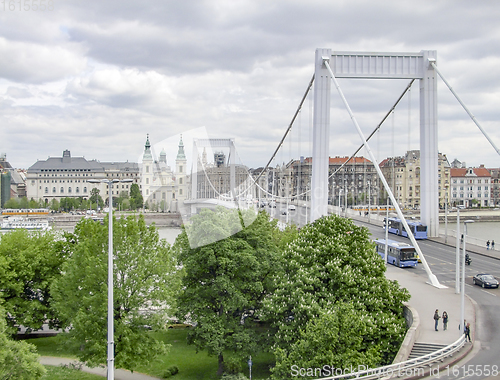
[163,365,179,378]
[223,356,242,374]
[221,373,249,380]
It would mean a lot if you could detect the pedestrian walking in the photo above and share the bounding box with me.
[442,311,448,331]
[465,322,472,342]
[487,240,490,250]
[434,309,440,331]
[492,240,495,250]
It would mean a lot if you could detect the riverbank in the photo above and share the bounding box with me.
[49,212,183,229]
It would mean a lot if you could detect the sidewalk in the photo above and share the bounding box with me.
[39,356,161,379]
[385,265,475,348]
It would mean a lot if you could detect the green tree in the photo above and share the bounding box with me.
[49,198,60,211]
[29,198,42,208]
[175,208,279,377]
[2,198,20,209]
[129,183,143,210]
[51,215,179,369]
[19,197,29,209]
[265,215,410,378]
[0,229,64,331]
[60,197,76,212]
[273,304,381,379]
[116,191,130,211]
[89,188,104,209]
[0,307,46,380]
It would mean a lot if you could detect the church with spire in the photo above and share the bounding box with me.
[140,134,188,212]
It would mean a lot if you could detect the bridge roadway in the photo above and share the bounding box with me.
[361,221,500,380]
[269,204,500,379]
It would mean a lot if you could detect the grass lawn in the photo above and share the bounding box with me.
[41,365,105,380]
[29,334,77,358]
[31,329,274,380]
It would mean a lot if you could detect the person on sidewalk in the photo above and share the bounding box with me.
[487,240,490,250]
[434,309,440,331]
[492,240,495,250]
[465,322,472,342]
[442,311,448,331]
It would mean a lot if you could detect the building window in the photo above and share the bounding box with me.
[179,165,183,173]
[180,189,183,195]
[146,178,149,185]
[60,187,64,193]
[84,187,87,193]
[68,187,72,193]
[76,187,79,193]
[179,178,183,185]
[45,187,48,194]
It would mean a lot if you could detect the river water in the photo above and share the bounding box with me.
[156,221,500,249]
[439,221,500,248]
[4,218,496,248]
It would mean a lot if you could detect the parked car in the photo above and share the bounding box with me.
[473,274,499,288]
[288,204,296,211]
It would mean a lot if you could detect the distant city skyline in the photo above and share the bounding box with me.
[1,1,500,170]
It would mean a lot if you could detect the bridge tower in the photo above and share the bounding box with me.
[311,49,439,237]
[190,138,236,214]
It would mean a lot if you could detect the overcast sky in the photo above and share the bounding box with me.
[1,0,500,171]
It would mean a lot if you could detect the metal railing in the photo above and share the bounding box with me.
[311,335,466,380]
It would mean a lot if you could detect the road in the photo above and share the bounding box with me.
[359,220,500,380]
[266,206,500,379]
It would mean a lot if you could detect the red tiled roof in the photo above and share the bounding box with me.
[450,167,491,177]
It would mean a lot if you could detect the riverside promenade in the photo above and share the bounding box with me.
[39,356,161,379]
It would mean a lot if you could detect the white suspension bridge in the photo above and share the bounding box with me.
[180,48,500,290]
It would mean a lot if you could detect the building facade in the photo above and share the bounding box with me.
[380,150,450,210]
[450,165,491,207]
[140,135,188,212]
[26,150,140,204]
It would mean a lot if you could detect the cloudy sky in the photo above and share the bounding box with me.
[1,0,500,171]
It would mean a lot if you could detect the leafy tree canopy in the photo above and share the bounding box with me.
[0,306,46,380]
[175,208,280,376]
[0,229,64,331]
[129,183,143,210]
[265,215,410,378]
[51,215,179,369]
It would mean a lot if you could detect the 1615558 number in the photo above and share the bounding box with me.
[445,364,499,378]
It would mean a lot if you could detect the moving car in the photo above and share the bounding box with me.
[472,274,499,288]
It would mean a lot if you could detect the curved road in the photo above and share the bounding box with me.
[272,206,500,379]
[359,219,500,380]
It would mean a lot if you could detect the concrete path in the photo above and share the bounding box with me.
[385,264,475,346]
[39,356,161,379]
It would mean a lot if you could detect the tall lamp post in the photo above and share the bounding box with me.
[88,178,133,380]
[461,220,474,337]
[367,182,371,222]
[444,184,449,244]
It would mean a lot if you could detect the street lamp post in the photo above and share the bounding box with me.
[444,184,449,244]
[455,208,461,294]
[338,188,342,217]
[368,182,371,222]
[461,220,474,337]
[88,178,132,380]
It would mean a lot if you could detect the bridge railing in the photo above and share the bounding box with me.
[311,335,466,380]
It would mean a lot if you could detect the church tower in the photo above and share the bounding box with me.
[141,134,154,201]
[175,135,188,201]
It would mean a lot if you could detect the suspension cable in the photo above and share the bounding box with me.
[429,60,500,157]
[328,79,416,179]
[253,74,315,184]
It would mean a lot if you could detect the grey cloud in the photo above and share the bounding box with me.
[5,86,33,98]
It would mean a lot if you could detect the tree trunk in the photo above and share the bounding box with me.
[217,353,224,377]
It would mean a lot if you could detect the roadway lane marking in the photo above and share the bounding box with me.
[482,290,497,297]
